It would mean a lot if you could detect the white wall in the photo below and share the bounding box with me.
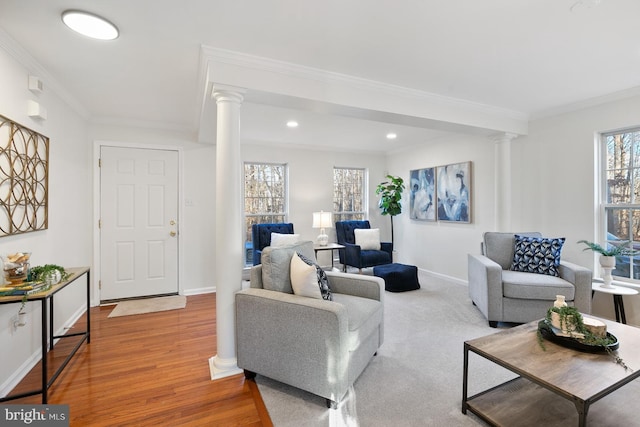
[242,143,388,266]
[386,134,496,283]
[517,96,640,326]
[0,46,91,395]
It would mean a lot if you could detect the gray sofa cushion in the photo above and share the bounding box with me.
[502,270,575,300]
[332,293,383,351]
[261,240,315,293]
[484,232,541,270]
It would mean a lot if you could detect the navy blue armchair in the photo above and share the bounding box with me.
[335,220,392,272]
[251,223,295,265]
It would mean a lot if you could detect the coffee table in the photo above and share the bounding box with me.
[463,318,640,426]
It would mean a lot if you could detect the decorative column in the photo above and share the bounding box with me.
[494,133,518,232]
[209,84,246,380]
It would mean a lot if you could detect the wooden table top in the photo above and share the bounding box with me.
[0,267,89,304]
[466,317,640,402]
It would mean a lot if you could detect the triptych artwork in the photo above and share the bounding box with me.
[409,161,471,223]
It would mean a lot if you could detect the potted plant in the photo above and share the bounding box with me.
[29,264,69,285]
[578,239,635,287]
[376,175,405,249]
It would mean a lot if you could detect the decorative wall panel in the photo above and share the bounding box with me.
[0,115,49,236]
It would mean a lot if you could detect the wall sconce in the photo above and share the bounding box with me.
[312,211,333,246]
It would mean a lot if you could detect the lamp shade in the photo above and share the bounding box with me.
[312,211,332,246]
[312,211,333,229]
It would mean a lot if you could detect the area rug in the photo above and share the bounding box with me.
[255,272,640,426]
[108,295,186,318]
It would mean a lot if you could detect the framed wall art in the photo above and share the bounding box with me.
[436,161,471,223]
[409,167,436,221]
[0,115,49,236]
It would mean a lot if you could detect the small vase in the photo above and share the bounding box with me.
[600,255,616,288]
[550,295,567,331]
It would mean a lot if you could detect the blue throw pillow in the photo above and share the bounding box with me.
[296,252,332,301]
[511,235,565,277]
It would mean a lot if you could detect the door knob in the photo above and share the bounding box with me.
[170,231,177,237]
[170,220,176,225]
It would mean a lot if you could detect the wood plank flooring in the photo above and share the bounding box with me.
[4,293,273,426]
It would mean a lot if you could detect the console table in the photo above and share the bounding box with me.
[0,267,90,403]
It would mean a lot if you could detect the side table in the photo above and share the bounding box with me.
[313,243,346,272]
[592,279,638,324]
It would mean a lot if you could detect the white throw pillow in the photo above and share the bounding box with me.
[355,228,381,250]
[290,252,322,299]
[270,232,300,247]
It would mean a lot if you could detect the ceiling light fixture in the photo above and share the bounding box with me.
[62,10,119,40]
[386,133,397,140]
[286,121,299,128]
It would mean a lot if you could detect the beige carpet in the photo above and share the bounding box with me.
[108,295,186,318]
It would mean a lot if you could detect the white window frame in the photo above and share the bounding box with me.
[599,128,640,283]
[333,166,368,222]
[243,162,289,265]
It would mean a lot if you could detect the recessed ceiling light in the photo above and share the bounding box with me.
[386,133,397,140]
[62,10,119,40]
[286,121,299,128]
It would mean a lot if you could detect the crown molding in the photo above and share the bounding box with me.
[200,46,529,123]
[530,86,640,121]
[0,27,90,120]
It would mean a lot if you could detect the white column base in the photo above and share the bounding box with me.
[209,354,243,380]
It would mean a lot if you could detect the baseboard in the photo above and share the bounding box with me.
[182,286,216,296]
[0,303,88,398]
[417,267,468,287]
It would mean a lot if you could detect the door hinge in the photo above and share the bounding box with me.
[98,158,101,167]
[99,280,102,290]
[98,219,101,229]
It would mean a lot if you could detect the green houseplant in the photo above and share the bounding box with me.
[29,264,69,285]
[376,175,405,248]
[577,240,635,257]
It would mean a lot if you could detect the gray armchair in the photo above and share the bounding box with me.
[236,241,384,408]
[468,232,592,327]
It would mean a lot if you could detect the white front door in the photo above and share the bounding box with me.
[99,146,179,301]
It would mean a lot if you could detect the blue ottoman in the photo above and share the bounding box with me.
[373,263,420,292]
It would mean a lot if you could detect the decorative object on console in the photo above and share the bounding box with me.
[0,115,49,237]
[436,161,471,223]
[312,211,332,246]
[409,167,436,221]
[1,252,31,284]
[578,239,635,288]
[375,175,404,247]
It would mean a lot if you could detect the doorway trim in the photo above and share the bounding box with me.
[92,140,184,306]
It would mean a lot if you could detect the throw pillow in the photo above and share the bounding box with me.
[290,252,323,299]
[261,241,315,293]
[296,252,333,301]
[511,235,565,277]
[270,232,301,247]
[354,228,381,250]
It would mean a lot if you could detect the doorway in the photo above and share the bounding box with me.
[99,146,179,301]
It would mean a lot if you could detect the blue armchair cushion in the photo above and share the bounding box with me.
[511,235,565,277]
[336,220,392,269]
[252,223,295,265]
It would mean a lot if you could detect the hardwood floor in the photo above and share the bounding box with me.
[4,293,273,427]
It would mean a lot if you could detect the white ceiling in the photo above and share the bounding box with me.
[2,0,640,152]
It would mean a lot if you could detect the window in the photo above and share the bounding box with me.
[244,162,287,266]
[333,167,366,222]
[602,129,640,280]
